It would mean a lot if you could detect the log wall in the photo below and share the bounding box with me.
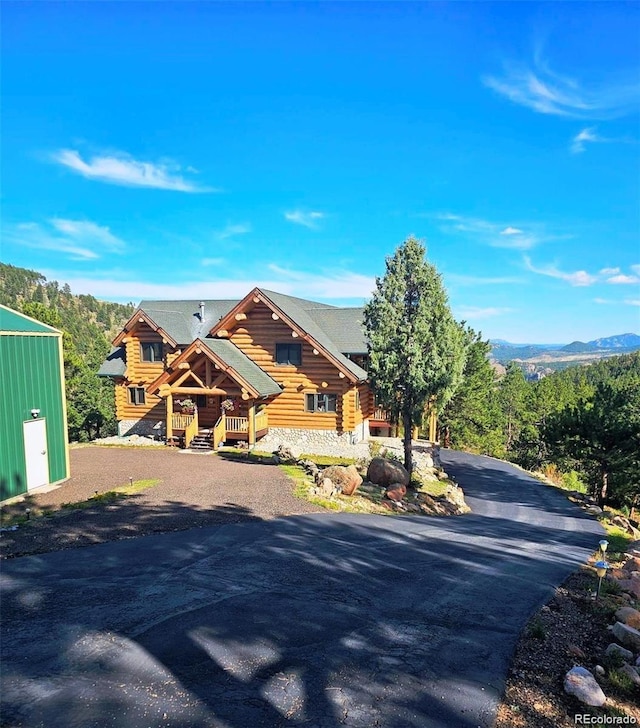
[228,303,354,431]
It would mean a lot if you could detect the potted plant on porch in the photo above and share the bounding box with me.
[177,398,196,415]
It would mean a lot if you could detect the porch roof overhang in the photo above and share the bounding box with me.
[147,337,282,399]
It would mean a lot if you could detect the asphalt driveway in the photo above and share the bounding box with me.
[0,449,603,728]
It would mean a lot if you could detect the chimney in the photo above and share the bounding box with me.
[199,301,205,321]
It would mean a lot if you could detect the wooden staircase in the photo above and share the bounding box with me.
[189,429,214,452]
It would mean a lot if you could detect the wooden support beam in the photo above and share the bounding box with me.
[217,330,229,338]
[235,313,247,321]
[271,313,279,320]
[248,402,256,447]
[177,362,190,370]
[205,359,212,387]
[166,392,173,441]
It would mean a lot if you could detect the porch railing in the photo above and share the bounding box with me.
[171,413,195,430]
[213,414,226,450]
[184,415,199,448]
[372,407,390,422]
[255,410,268,432]
[226,416,249,433]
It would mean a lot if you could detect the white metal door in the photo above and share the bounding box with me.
[23,419,50,490]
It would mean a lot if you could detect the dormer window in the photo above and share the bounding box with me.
[141,342,163,363]
[275,343,302,366]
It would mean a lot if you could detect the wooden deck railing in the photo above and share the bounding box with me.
[372,407,390,422]
[171,413,195,430]
[255,410,268,432]
[184,415,199,448]
[226,416,249,433]
[213,414,226,450]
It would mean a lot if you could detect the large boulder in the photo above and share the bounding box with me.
[563,667,606,707]
[322,465,362,496]
[367,457,410,487]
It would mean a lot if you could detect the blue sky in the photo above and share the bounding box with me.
[2,1,639,343]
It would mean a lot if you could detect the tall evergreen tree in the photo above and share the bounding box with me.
[363,236,466,472]
[439,329,503,455]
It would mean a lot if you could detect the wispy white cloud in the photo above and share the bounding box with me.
[570,126,637,154]
[625,299,640,307]
[527,258,640,288]
[455,306,515,320]
[571,127,600,154]
[631,264,640,276]
[524,256,597,286]
[41,265,375,304]
[594,298,615,305]
[437,213,545,250]
[284,210,325,229]
[215,223,252,241]
[483,56,639,119]
[51,148,212,192]
[5,218,126,261]
[201,258,225,267]
[607,273,640,285]
[446,273,523,286]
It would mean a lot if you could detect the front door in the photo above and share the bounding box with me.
[23,419,50,490]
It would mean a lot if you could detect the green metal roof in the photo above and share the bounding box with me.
[202,339,282,397]
[97,346,126,377]
[0,304,61,334]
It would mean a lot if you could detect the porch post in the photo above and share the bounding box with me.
[248,402,256,447]
[166,391,173,441]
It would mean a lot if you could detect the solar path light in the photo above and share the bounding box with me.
[594,560,609,601]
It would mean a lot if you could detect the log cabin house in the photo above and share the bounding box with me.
[99,288,395,450]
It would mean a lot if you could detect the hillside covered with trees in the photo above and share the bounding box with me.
[0,263,134,441]
[440,343,640,512]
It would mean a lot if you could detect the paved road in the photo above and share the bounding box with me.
[1,450,603,728]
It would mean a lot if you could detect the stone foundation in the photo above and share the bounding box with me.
[118,419,165,438]
[256,427,376,458]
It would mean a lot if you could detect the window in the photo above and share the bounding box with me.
[128,387,146,405]
[141,342,163,363]
[196,394,207,409]
[275,343,302,366]
[355,390,361,411]
[306,393,337,413]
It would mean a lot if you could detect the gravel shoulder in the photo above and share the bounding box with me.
[0,445,322,559]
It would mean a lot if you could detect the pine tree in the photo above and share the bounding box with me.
[363,236,466,473]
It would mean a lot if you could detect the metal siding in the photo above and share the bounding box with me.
[0,333,68,500]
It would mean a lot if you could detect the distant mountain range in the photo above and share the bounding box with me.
[490,333,640,372]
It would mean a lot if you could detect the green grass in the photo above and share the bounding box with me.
[299,454,357,466]
[598,524,633,558]
[1,479,160,527]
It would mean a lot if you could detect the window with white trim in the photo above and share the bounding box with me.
[306,393,337,413]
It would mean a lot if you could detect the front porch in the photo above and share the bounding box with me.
[168,409,269,450]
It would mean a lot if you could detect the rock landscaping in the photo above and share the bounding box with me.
[275,441,471,516]
[496,542,640,728]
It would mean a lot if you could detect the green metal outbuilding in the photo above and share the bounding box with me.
[0,304,70,501]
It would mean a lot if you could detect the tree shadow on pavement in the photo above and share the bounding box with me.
[1,501,605,728]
